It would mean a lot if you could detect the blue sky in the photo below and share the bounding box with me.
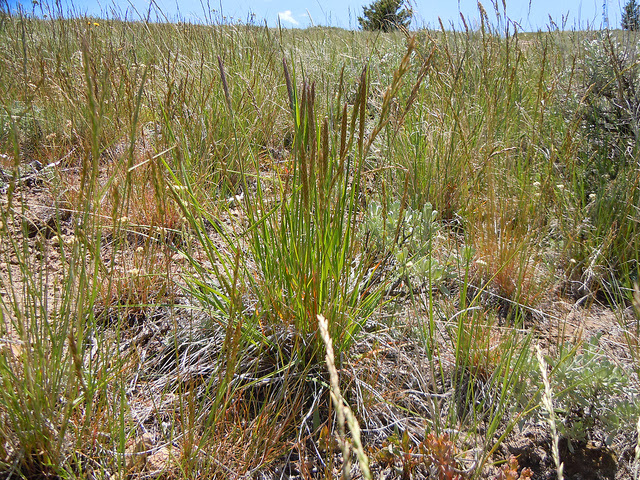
[5,0,625,31]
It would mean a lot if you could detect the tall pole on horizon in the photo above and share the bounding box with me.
[603,0,609,28]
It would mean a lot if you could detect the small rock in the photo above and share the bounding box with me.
[125,433,155,472]
[147,445,174,472]
[23,209,68,239]
[62,235,77,247]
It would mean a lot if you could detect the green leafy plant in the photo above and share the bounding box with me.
[363,199,453,294]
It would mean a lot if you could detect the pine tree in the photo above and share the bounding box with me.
[357,0,412,32]
[622,0,640,30]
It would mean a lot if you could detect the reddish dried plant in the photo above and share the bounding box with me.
[494,455,533,480]
[420,433,464,480]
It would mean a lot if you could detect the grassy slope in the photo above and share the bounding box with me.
[1,6,640,479]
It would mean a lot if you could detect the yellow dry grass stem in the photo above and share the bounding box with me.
[318,313,371,480]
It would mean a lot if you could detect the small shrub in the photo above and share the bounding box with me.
[519,336,640,448]
[358,0,412,32]
[363,199,453,294]
[622,0,640,31]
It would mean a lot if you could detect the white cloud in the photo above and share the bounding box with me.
[278,10,299,25]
